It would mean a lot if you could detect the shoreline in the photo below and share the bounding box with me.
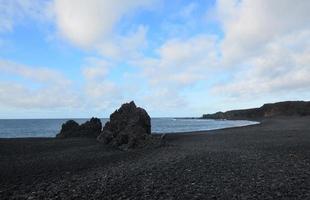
[0,118,260,139]
[1,116,310,199]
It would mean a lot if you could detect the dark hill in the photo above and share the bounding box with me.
[202,101,310,120]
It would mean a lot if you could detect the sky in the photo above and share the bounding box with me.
[0,0,309,119]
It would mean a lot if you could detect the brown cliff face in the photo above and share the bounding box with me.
[202,101,310,120]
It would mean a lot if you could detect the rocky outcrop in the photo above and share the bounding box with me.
[56,117,102,138]
[202,101,310,120]
[56,120,80,138]
[97,101,151,148]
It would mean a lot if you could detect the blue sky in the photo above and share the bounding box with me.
[0,0,309,118]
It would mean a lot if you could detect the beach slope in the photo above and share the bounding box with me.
[1,117,310,199]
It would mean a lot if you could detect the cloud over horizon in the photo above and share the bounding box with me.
[0,59,79,109]
[0,0,309,118]
[212,0,310,100]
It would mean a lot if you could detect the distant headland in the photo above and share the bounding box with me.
[202,101,310,120]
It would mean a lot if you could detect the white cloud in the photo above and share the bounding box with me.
[0,59,80,109]
[84,81,121,104]
[136,34,219,88]
[82,57,111,80]
[81,58,123,110]
[214,37,310,97]
[0,59,123,112]
[0,82,79,109]
[216,0,310,65]
[129,34,220,112]
[212,0,310,100]
[52,0,154,48]
[0,60,70,85]
[1,0,309,116]
[97,25,148,60]
[142,88,187,113]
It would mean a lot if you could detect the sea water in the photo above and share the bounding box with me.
[0,118,259,138]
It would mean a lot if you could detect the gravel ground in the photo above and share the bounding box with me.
[1,116,310,199]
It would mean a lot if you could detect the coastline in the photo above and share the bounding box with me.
[0,118,259,138]
[1,116,310,199]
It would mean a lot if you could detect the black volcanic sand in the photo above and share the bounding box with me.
[1,117,310,199]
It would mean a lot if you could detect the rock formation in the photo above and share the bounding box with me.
[56,117,102,138]
[97,101,151,148]
[202,101,310,120]
[56,120,79,138]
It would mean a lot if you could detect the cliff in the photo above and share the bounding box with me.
[202,101,310,120]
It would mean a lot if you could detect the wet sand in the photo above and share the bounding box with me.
[1,117,310,199]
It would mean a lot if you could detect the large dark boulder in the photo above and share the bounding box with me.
[56,117,102,138]
[56,120,80,138]
[97,101,151,148]
[78,117,102,138]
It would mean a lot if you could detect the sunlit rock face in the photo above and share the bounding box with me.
[97,101,151,148]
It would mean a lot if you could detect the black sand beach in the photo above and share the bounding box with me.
[1,117,310,199]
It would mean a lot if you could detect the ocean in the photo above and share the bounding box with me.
[0,118,259,138]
